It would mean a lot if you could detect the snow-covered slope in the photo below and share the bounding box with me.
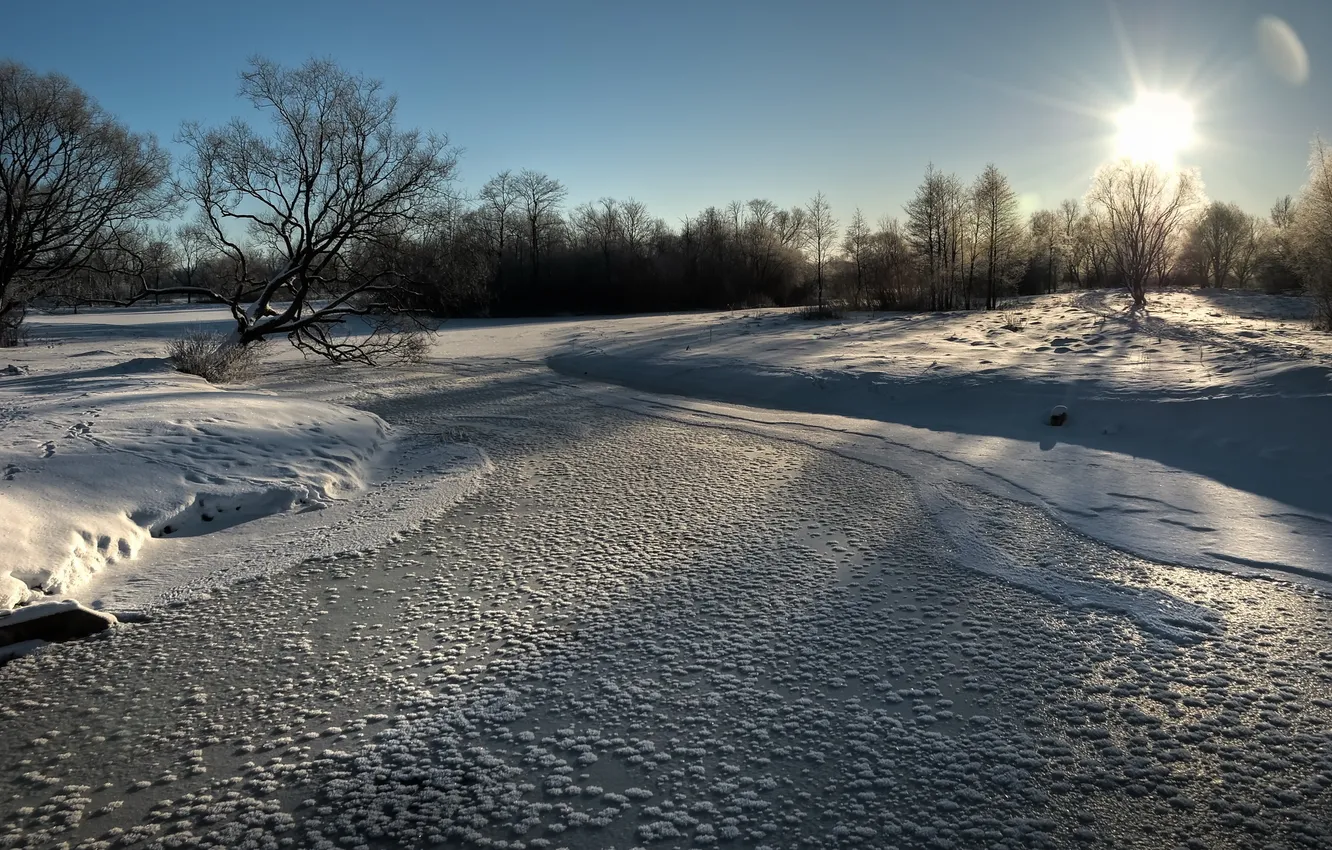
[1,308,488,611]
[545,290,1332,588]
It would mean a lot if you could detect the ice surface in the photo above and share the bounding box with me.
[540,290,1332,589]
[7,379,1330,848]
[1,336,1330,849]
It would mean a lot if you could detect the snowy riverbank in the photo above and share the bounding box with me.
[1,308,488,613]
[5,288,1330,619]
[545,289,1332,589]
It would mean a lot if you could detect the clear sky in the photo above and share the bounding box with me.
[3,0,1326,226]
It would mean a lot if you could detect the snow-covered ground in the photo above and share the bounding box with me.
[3,293,1332,849]
[6,289,1331,614]
[2,350,1330,850]
[544,289,1332,590]
[0,306,488,613]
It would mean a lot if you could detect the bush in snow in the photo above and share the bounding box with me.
[167,331,265,383]
[799,304,844,321]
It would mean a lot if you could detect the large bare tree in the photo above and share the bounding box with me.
[0,61,172,344]
[1086,159,1202,306]
[158,57,459,362]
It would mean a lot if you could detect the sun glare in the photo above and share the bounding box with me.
[1113,92,1196,168]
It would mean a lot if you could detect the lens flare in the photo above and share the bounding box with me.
[1256,16,1309,86]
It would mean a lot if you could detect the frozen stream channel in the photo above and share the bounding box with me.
[2,361,1331,850]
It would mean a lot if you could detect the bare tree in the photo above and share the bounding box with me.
[1231,213,1263,289]
[516,170,567,287]
[1292,138,1332,328]
[1086,159,1202,306]
[974,164,1022,309]
[1188,201,1255,288]
[1272,195,1296,230]
[869,216,916,309]
[170,223,215,302]
[478,170,520,289]
[905,165,966,310]
[963,190,983,309]
[806,192,838,313]
[572,197,620,268]
[138,229,177,303]
[1029,209,1061,295]
[1257,195,1301,293]
[841,208,872,308]
[0,61,172,343]
[619,198,651,258]
[156,58,458,363]
[773,206,809,249]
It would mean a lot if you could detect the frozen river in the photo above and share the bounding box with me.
[3,360,1331,849]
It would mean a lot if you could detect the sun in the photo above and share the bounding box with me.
[1113,92,1196,168]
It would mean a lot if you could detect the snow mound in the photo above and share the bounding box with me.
[0,358,391,609]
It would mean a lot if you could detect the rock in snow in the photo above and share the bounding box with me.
[1049,404,1068,426]
[0,600,117,648]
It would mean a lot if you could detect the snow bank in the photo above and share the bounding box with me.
[2,311,490,611]
[0,357,391,608]
[0,599,116,654]
[547,290,1332,589]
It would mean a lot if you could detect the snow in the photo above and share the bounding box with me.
[0,639,45,662]
[0,598,115,628]
[542,289,1332,590]
[5,289,1330,618]
[2,306,1331,848]
[1,305,488,612]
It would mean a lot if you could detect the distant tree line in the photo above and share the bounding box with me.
[4,56,1332,357]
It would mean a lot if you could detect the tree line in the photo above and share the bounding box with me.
[3,56,1331,360]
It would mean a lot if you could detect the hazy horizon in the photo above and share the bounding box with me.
[3,0,1326,223]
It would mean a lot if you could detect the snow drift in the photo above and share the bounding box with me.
[0,355,394,609]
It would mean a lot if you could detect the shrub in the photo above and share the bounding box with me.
[798,304,844,321]
[167,331,265,383]
[1000,310,1027,332]
[0,319,29,348]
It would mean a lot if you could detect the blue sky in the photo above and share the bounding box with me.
[3,0,1326,225]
